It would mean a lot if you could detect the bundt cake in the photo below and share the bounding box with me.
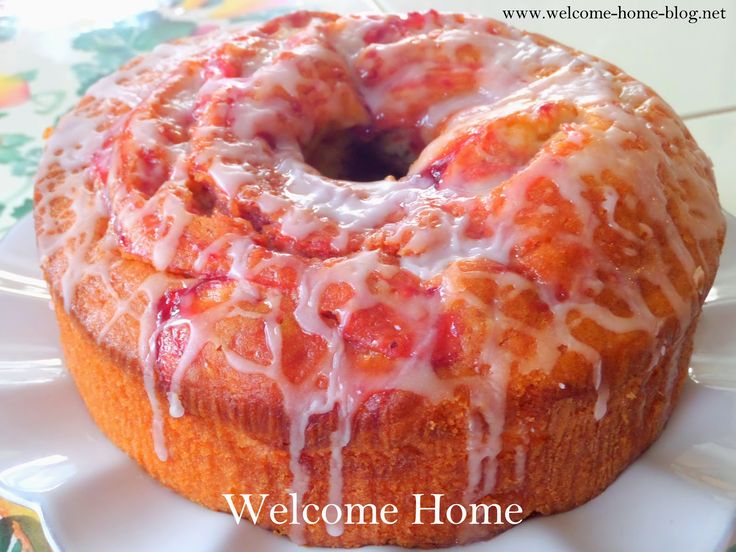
[33,10,725,547]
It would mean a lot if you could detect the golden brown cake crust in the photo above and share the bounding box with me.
[35,10,725,548]
[57,296,697,547]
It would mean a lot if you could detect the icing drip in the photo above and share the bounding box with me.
[33,10,724,537]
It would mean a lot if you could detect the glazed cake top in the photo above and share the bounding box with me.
[34,11,723,540]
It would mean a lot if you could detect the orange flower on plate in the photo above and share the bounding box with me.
[0,73,30,108]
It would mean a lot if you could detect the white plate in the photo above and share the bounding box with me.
[0,214,735,552]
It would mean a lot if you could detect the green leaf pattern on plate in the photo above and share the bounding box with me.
[0,134,42,178]
[0,17,16,43]
[71,12,197,95]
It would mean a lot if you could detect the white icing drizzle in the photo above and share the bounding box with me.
[33,11,724,539]
[139,274,176,460]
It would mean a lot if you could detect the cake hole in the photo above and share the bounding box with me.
[304,127,420,182]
